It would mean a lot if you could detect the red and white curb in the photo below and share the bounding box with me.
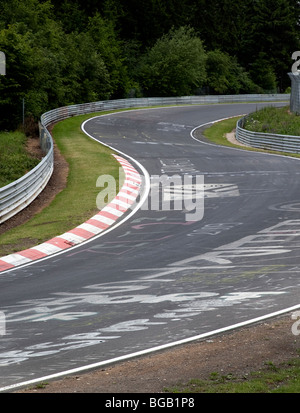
[0,155,142,273]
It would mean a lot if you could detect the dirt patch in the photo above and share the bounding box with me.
[225,130,250,148]
[25,136,44,160]
[17,314,300,393]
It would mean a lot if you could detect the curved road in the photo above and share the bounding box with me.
[1,102,300,391]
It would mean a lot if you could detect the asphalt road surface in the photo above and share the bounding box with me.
[1,102,300,391]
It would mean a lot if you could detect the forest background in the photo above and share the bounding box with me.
[0,0,299,131]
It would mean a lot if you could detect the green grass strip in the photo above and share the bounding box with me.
[0,111,125,256]
[202,116,243,148]
[202,115,300,159]
[244,105,300,136]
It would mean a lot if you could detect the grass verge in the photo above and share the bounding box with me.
[244,105,300,135]
[0,131,40,187]
[202,114,300,159]
[202,116,244,148]
[0,111,124,256]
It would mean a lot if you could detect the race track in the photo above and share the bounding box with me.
[1,102,300,391]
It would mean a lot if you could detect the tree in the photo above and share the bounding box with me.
[0,0,113,129]
[136,27,206,97]
[206,50,259,94]
[60,30,111,104]
[1,0,300,130]
[175,0,300,91]
[248,0,300,91]
[86,13,130,98]
[0,24,35,129]
[100,0,197,49]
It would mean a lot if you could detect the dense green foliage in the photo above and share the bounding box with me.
[136,27,207,97]
[0,0,299,129]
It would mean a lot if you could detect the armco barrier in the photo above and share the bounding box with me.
[236,115,300,154]
[0,93,290,223]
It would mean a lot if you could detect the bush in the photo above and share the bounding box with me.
[206,50,260,94]
[136,26,207,97]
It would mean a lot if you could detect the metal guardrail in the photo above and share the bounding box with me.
[236,116,300,154]
[41,93,290,126]
[0,93,290,224]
